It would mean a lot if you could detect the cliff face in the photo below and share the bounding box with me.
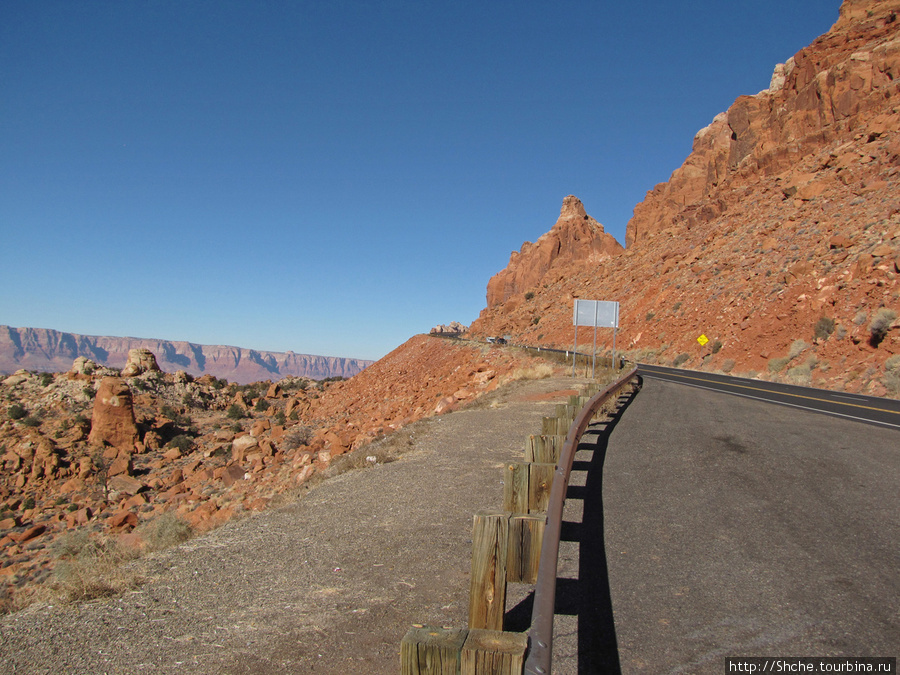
[472,0,900,396]
[485,196,624,308]
[0,326,373,384]
[626,0,900,246]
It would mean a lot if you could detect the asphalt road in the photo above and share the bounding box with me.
[637,364,900,430]
[555,374,899,673]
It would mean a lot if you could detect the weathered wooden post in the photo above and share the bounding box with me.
[468,510,510,631]
[524,434,563,464]
[461,630,528,675]
[401,625,468,675]
[528,463,554,513]
[502,463,529,513]
[507,513,546,584]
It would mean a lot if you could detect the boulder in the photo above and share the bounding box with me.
[88,377,139,451]
[120,348,161,377]
[71,357,97,375]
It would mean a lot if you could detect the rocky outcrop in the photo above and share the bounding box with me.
[0,326,374,384]
[430,321,468,335]
[120,349,161,377]
[485,196,624,308]
[625,0,900,246]
[472,0,900,396]
[87,377,139,452]
[0,334,558,608]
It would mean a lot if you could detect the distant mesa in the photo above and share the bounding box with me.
[0,326,373,384]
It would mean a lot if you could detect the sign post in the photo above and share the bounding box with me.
[572,299,620,378]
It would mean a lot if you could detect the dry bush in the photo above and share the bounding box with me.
[788,339,810,359]
[282,425,314,450]
[786,364,812,385]
[50,532,141,603]
[768,356,791,373]
[138,513,193,552]
[869,308,897,346]
[509,363,555,381]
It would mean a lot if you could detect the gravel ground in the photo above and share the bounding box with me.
[0,376,588,675]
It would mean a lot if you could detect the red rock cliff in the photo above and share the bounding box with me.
[486,196,624,308]
[625,0,900,247]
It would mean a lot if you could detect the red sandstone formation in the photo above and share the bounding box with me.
[486,195,624,308]
[472,0,900,396]
[87,377,139,452]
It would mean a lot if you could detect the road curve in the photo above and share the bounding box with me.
[590,375,900,673]
[637,363,900,430]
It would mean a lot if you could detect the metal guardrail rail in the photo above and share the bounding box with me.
[523,365,639,675]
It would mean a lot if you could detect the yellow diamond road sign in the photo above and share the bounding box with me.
[697,334,709,346]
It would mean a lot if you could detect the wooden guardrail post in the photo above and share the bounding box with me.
[502,463,529,513]
[468,510,510,631]
[507,514,546,584]
[401,625,468,675]
[502,462,555,513]
[461,629,528,675]
[525,434,563,464]
[541,415,568,436]
[527,463,554,513]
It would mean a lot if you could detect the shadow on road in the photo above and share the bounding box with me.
[504,383,640,674]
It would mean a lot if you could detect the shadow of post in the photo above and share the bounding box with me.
[505,383,640,674]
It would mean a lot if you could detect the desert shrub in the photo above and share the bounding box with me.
[710,339,723,354]
[21,416,41,427]
[166,434,194,453]
[673,353,690,367]
[39,373,53,387]
[853,311,868,326]
[7,403,27,420]
[274,410,286,425]
[282,425,313,450]
[138,513,193,552]
[788,340,810,359]
[51,533,139,602]
[786,364,812,384]
[768,356,791,373]
[835,324,848,339]
[645,312,655,321]
[211,377,227,390]
[510,363,555,381]
[721,359,736,373]
[226,404,245,420]
[672,301,682,312]
[524,291,534,300]
[869,308,897,346]
[254,398,268,412]
[814,317,835,341]
[22,496,35,510]
[885,354,900,373]
[532,316,540,325]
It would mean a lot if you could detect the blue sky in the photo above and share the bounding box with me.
[1,1,839,361]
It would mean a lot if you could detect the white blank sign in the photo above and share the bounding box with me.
[573,299,619,328]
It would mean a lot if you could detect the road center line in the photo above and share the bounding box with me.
[639,368,900,418]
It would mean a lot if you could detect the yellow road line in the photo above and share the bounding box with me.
[639,367,900,417]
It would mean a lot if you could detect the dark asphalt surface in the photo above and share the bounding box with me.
[637,364,900,430]
[559,375,899,674]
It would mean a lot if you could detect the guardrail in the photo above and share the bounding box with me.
[523,365,638,674]
[401,365,639,674]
